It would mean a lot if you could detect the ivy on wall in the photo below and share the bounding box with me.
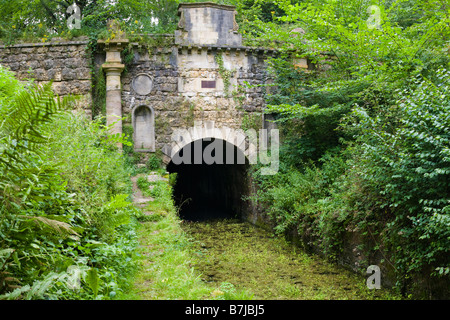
[214,52,234,97]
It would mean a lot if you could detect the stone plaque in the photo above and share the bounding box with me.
[132,74,153,95]
[201,80,216,88]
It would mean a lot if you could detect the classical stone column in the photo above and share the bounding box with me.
[98,32,129,149]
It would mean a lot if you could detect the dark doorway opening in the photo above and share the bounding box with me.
[166,138,249,221]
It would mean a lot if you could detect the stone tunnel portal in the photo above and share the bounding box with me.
[166,138,249,221]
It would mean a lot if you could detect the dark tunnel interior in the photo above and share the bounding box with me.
[166,138,249,221]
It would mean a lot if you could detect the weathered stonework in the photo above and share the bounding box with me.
[175,2,242,46]
[98,33,129,149]
[114,2,277,160]
[0,39,92,117]
[117,40,273,157]
[0,3,285,161]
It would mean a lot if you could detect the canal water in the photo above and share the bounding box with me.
[182,219,397,300]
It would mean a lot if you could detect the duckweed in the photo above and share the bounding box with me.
[182,219,401,300]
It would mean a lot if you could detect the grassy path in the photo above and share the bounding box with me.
[120,173,225,300]
[121,172,401,300]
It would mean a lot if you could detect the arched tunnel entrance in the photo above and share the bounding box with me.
[166,138,249,221]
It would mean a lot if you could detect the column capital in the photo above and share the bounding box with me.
[97,20,129,53]
[98,37,129,72]
[101,61,125,74]
[98,38,130,54]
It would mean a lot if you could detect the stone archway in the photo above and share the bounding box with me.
[161,120,258,165]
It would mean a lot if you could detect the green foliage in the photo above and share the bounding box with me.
[86,268,99,298]
[146,154,162,171]
[251,149,349,256]
[240,111,261,132]
[215,52,234,97]
[92,67,106,119]
[168,172,178,187]
[137,176,151,193]
[0,66,138,299]
[248,0,450,297]
[345,70,450,281]
[217,282,254,300]
[122,207,215,300]
[1,0,448,299]
[0,0,180,44]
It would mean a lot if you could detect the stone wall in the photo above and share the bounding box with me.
[0,3,282,160]
[113,41,274,154]
[0,37,274,160]
[0,38,93,117]
[98,2,277,160]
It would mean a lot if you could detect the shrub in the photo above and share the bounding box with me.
[346,70,450,283]
[0,66,138,299]
[146,154,162,171]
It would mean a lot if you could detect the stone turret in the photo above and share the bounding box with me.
[175,2,242,46]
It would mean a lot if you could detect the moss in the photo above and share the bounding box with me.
[155,114,170,135]
[240,111,262,132]
[129,33,174,48]
[182,219,402,300]
[91,67,106,119]
[182,101,195,127]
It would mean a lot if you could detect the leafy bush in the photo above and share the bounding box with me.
[0,66,138,299]
[0,0,180,44]
[247,0,450,298]
[136,176,151,193]
[253,70,450,296]
[346,70,450,282]
[146,154,162,171]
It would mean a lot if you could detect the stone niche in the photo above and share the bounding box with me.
[175,2,242,46]
[132,105,156,152]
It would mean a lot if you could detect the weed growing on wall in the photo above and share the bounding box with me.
[215,52,234,97]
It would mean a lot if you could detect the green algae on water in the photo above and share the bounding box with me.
[182,219,400,300]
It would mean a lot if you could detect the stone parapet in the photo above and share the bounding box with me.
[0,38,92,117]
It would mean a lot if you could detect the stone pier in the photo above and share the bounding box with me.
[98,23,129,149]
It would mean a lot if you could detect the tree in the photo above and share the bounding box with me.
[248,0,450,295]
[0,0,179,42]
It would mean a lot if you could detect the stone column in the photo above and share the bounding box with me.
[98,34,129,149]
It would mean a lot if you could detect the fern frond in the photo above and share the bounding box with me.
[85,268,99,298]
[19,215,80,239]
[0,82,73,160]
[0,284,30,300]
